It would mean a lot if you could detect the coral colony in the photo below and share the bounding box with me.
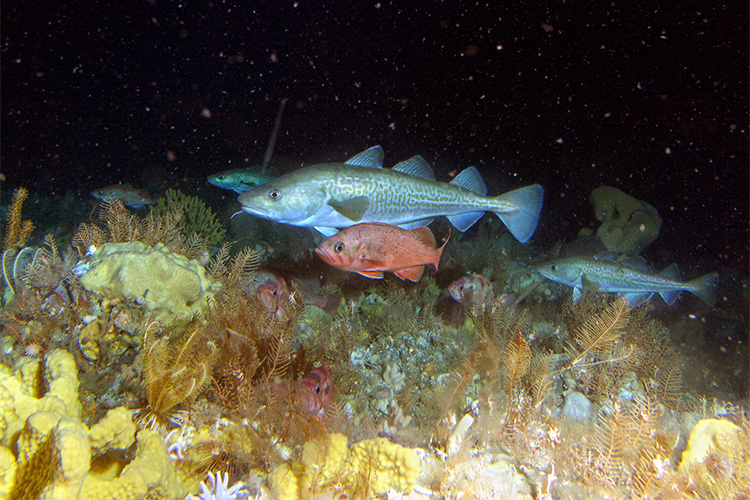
[0,175,745,500]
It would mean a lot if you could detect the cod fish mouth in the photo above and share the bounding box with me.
[239,203,269,217]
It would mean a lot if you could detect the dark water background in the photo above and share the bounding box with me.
[2,1,747,273]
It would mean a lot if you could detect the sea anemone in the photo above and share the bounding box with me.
[186,471,249,500]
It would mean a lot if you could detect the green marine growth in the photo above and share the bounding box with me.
[152,189,226,249]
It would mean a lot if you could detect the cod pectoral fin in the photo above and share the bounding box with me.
[328,196,370,221]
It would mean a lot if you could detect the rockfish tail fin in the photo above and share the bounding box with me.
[494,185,544,244]
[688,272,720,307]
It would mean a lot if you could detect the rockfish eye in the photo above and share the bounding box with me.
[268,189,281,201]
[333,241,345,253]
[550,265,557,272]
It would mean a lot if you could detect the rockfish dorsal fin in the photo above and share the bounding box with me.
[450,166,487,196]
[392,156,435,180]
[328,196,370,221]
[345,146,384,167]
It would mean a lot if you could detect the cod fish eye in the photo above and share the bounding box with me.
[550,265,557,271]
[268,189,281,201]
[333,241,345,253]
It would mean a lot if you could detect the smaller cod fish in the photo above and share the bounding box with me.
[91,184,155,208]
[316,222,449,282]
[536,255,719,306]
[207,167,278,193]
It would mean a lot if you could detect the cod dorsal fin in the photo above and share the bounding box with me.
[450,167,487,195]
[345,146,384,167]
[658,263,681,281]
[409,226,436,248]
[392,156,435,180]
[328,196,370,221]
[623,256,649,270]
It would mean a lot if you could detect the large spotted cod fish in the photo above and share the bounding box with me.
[238,146,543,243]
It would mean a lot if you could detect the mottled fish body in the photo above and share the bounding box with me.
[90,184,155,209]
[536,255,719,306]
[207,167,278,193]
[238,146,543,243]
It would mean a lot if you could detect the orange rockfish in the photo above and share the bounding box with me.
[254,276,341,321]
[315,222,449,282]
[448,274,497,308]
[91,184,155,208]
[294,364,337,418]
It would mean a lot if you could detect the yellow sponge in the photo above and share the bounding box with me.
[347,437,421,495]
[0,445,17,498]
[0,349,81,448]
[81,429,187,500]
[275,433,422,498]
[88,407,136,453]
[679,418,741,472]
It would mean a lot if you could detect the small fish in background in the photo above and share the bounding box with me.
[294,363,337,418]
[448,274,497,309]
[252,275,341,321]
[315,222,449,282]
[255,277,296,322]
[447,273,520,311]
[207,168,278,193]
[536,255,719,307]
[91,184,155,209]
[208,98,287,193]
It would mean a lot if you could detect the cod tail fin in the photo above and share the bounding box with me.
[494,184,544,244]
[688,272,720,307]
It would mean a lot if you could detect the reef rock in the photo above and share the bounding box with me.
[589,186,662,256]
